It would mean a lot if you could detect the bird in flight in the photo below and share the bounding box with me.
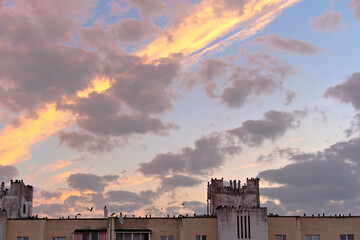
[87,206,93,212]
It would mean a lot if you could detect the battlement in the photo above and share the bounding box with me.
[207,178,261,216]
[207,178,259,197]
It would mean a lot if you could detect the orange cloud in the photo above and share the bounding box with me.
[0,78,111,165]
[140,0,302,61]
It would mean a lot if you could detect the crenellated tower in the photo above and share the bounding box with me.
[0,179,33,218]
[207,178,268,240]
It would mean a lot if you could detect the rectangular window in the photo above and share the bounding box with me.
[161,236,174,240]
[340,235,354,240]
[275,235,286,240]
[196,235,207,240]
[195,236,207,240]
[17,238,29,240]
[23,204,26,214]
[73,233,106,240]
[116,233,150,240]
[52,238,66,240]
[306,235,320,240]
[248,215,251,239]
[237,216,240,239]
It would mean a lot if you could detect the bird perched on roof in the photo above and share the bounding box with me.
[87,206,93,212]
[104,206,108,218]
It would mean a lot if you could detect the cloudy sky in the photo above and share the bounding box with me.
[1,0,360,218]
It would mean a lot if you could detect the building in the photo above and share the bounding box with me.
[0,178,359,240]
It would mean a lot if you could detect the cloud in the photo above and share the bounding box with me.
[0,0,99,112]
[139,133,240,177]
[228,110,306,147]
[159,175,202,191]
[258,136,360,214]
[310,11,346,33]
[33,203,67,217]
[345,113,360,137]
[40,190,62,200]
[284,90,296,105]
[253,34,323,55]
[111,18,160,43]
[182,201,207,214]
[58,131,119,153]
[324,72,360,110]
[193,52,295,108]
[122,0,167,17]
[67,173,108,192]
[350,0,360,22]
[102,175,120,182]
[0,165,19,182]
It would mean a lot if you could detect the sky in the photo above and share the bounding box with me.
[1,0,360,218]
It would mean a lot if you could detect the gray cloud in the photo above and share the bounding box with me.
[192,52,295,108]
[258,135,360,214]
[67,173,108,192]
[310,11,346,33]
[58,131,119,153]
[102,174,120,182]
[40,190,62,200]
[111,18,160,43]
[122,0,167,17]
[350,0,360,22]
[105,189,157,213]
[228,110,306,147]
[139,133,241,177]
[0,0,99,112]
[284,90,296,105]
[253,34,323,55]
[324,72,360,110]
[182,201,207,214]
[345,113,360,137]
[0,165,19,182]
[159,175,202,191]
[33,203,67,217]
[224,53,295,108]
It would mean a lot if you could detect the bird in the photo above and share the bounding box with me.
[181,203,185,206]
[104,206,108,218]
[110,212,116,216]
[87,206,93,212]
[75,213,81,219]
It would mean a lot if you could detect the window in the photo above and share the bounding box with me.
[17,237,29,240]
[275,235,286,240]
[196,236,207,240]
[73,233,106,240]
[161,236,174,240]
[340,235,354,240]
[23,204,26,214]
[52,238,66,240]
[306,235,320,240]
[116,233,150,240]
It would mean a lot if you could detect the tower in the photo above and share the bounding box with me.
[207,178,268,240]
[0,179,33,218]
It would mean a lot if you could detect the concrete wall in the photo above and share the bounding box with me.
[6,217,217,240]
[7,218,108,240]
[0,211,6,240]
[268,216,360,240]
[113,216,217,240]
[217,208,268,240]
